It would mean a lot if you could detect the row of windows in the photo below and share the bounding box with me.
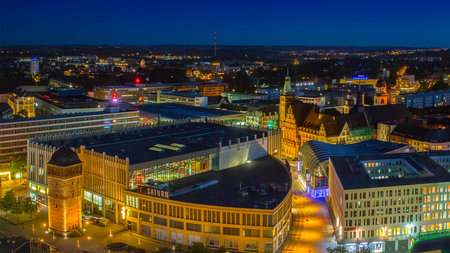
[129,195,279,227]
[345,186,450,202]
[346,197,423,209]
[145,215,273,238]
[345,206,421,218]
[343,222,450,240]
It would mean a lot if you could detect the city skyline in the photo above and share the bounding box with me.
[1,0,450,47]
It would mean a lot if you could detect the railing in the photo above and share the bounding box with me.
[409,229,450,252]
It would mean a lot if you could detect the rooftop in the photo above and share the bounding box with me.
[35,90,105,109]
[100,82,227,90]
[392,122,450,143]
[301,139,412,164]
[41,122,265,166]
[330,152,450,190]
[138,103,243,120]
[151,156,290,209]
[0,107,136,124]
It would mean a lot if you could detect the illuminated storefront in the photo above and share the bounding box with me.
[129,155,211,187]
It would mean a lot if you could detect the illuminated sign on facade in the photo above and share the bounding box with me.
[137,186,169,199]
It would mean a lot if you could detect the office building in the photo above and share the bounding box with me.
[137,103,245,124]
[0,108,139,163]
[30,58,39,75]
[28,122,289,252]
[221,92,268,102]
[8,88,35,118]
[380,120,450,152]
[396,89,450,108]
[298,140,413,198]
[146,91,210,108]
[0,103,13,119]
[219,100,279,130]
[328,152,450,252]
[94,82,228,103]
[34,88,106,115]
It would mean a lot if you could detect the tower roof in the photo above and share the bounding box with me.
[47,147,81,167]
[283,69,293,93]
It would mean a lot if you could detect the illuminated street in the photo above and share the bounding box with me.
[282,178,338,252]
[0,205,172,252]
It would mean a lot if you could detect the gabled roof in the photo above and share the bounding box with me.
[289,102,370,137]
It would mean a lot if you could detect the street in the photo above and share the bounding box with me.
[0,204,171,253]
[281,176,338,253]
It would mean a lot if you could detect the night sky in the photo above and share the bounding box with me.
[1,0,449,47]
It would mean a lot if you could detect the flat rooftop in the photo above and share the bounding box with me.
[164,156,290,209]
[100,82,227,90]
[138,103,243,120]
[331,152,450,190]
[0,108,136,124]
[35,92,105,109]
[41,122,265,166]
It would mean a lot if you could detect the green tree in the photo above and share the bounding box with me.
[23,197,38,217]
[0,190,16,218]
[11,155,27,180]
[11,197,24,220]
[186,242,208,253]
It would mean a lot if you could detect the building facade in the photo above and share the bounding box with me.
[298,140,413,198]
[279,73,373,159]
[396,89,450,108]
[8,92,35,118]
[328,152,450,252]
[0,108,139,163]
[28,122,290,252]
[47,148,83,236]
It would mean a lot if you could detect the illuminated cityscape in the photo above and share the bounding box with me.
[0,0,450,253]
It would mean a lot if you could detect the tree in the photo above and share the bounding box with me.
[186,242,208,253]
[11,155,27,180]
[0,190,16,218]
[23,197,38,217]
[11,197,24,220]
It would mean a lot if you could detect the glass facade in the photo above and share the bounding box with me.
[129,155,211,187]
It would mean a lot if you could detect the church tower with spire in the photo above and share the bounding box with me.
[279,69,295,124]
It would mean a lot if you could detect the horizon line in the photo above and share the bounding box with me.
[1,44,448,49]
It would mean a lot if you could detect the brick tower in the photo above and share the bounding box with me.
[47,147,83,236]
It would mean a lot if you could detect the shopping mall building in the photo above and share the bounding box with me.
[27,122,290,252]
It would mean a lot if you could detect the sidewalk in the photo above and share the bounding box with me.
[0,205,173,253]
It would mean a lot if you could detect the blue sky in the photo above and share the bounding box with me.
[1,0,449,47]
